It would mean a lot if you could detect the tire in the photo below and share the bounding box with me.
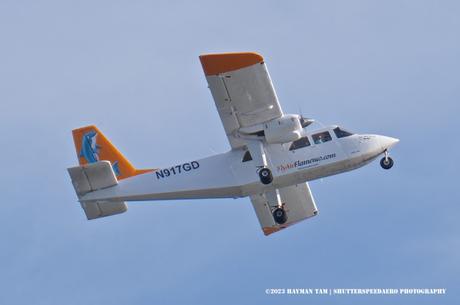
[259,168,273,184]
[380,156,394,169]
[273,208,288,224]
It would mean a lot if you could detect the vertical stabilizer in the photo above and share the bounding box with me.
[72,125,153,180]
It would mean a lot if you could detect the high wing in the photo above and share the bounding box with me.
[250,183,318,236]
[200,52,283,149]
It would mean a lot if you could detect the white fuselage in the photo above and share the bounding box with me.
[80,125,399,203]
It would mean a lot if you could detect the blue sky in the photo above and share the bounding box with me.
[0,0,459,304]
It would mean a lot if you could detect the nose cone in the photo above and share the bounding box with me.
[379,136,400,150]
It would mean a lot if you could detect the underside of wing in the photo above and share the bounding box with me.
[200,52,283,149]
[250,183,318,236]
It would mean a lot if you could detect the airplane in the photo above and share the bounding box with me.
[68,52,399,236]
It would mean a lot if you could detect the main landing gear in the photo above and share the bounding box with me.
[258,167,273,185]
[264,189,288,225]
[272,207,287,224]
[380,150,394,170]
[246,141,274,185]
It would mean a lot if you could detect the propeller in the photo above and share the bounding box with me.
[299,116,314,128]
[297,104,314,128]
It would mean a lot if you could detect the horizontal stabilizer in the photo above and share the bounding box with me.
[80,200,127,220]
[67,160,127,220]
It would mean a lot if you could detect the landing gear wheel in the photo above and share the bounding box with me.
[380,156,394,169]
[258,168,273,184]
[273,208,288,224]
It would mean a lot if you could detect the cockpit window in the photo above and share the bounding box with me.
[312,131,332,144]
[289,136,311,151]
[333,127,353,138]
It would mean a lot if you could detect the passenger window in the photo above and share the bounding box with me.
[333,127,353,138]
[289,136,311,151]
[242,151,253,162]
[312,131,332,144]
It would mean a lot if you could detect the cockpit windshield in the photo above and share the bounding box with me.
[333,127,353,138]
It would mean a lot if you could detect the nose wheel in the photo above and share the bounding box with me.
[380,150,394,169]
[258,167,273,184]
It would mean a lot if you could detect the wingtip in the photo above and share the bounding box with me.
[262,226,282,236]
[199,52,264,76]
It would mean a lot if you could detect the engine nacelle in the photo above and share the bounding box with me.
[264,114,302,144]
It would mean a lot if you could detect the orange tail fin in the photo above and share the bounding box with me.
[72,125,153,180]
